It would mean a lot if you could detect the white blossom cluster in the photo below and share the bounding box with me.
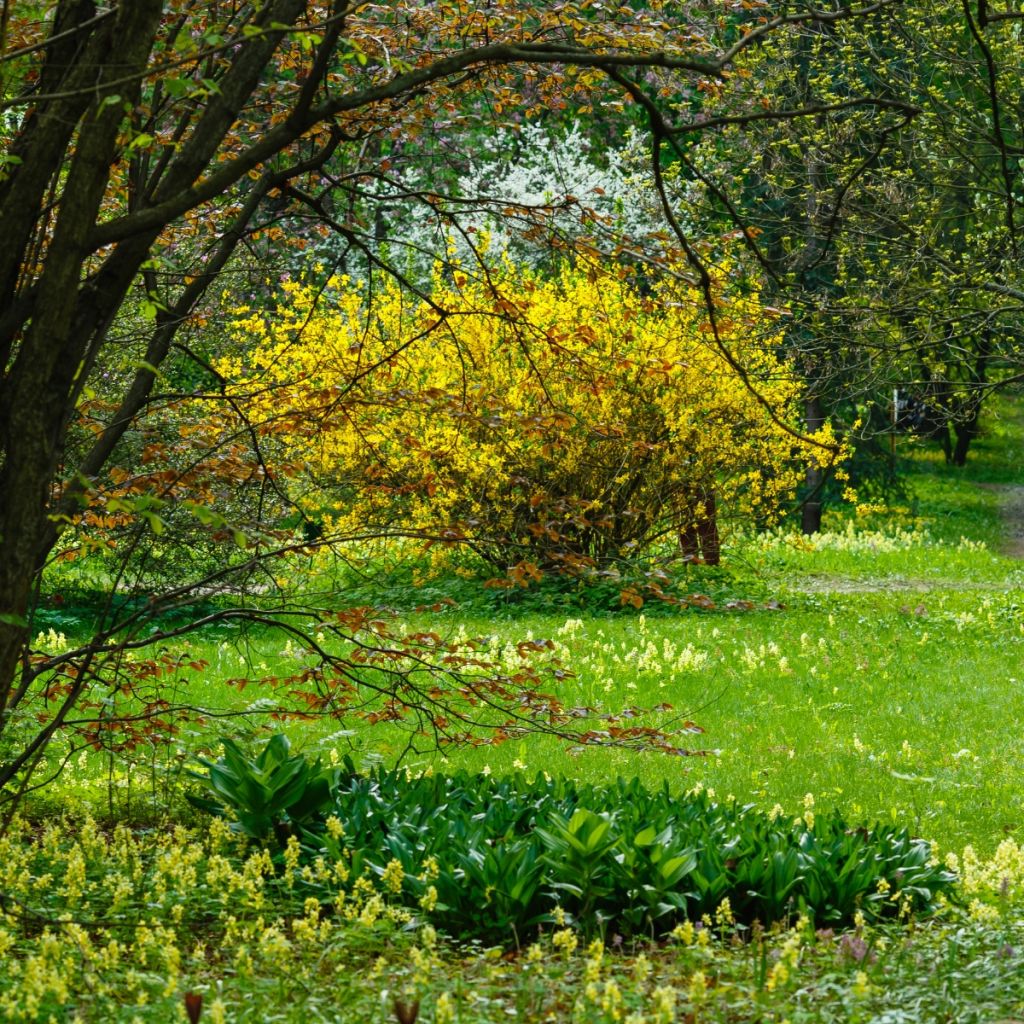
[314,121,696,283]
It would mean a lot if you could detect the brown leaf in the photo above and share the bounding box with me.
[394,999,420,1024]
[183,992,203,1024]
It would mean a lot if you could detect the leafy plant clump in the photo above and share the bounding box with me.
[189,736,956,944]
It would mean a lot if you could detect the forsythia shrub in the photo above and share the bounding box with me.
[221,259,841,568]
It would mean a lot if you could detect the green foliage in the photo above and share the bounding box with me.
[2,812,1024,1024]
[189,737,957,943]
[186,735,334,841]
[318,546,773,618]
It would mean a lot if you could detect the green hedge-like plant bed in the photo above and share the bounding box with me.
[188,735,957,944]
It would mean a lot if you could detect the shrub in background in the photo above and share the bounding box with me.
[222,260,842,571]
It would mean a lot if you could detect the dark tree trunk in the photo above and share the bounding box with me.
[951,331,993,467]
[952,420,975,466]
[0,0,314,734]
[679,484,720,565]
[696,490,720,566]
[937,421,953,464]
[801,397,826,535]
[0,1,164,721]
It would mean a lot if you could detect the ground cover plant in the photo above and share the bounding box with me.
[0,808,1022,1023]
[185,735,957,943]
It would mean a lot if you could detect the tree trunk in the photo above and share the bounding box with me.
[801,397,826,535]
[679,484,720,565]
[0,2,164,725]
[951,331,992,467]
[696,490,720,566]
[952,416,978,466]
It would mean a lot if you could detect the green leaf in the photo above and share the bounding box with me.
[658,851,697,885]
[634,825,657,847]
[163,77,191,98]
[185,502,224,527]
[126,132,154,152]
[142,511,165,535]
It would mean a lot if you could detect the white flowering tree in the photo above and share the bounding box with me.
[313,119,697,284]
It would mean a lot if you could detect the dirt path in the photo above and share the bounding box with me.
[792,575,1008,594]
[980,484,1024,558]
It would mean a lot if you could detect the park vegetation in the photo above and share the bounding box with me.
[221,260,841,571]
[2,1,1024,1021]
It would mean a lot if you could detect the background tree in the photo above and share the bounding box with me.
[676,0,1024,517]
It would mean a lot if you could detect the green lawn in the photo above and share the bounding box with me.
[28,399,1024,858]
[38,565,1024,856]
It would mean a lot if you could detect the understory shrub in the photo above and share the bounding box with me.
[189,736,956,944]
[221,260,842,570]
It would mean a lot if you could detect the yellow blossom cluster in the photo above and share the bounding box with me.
[749,520,977,555]
[957,839,1024,908]
[0,813,416,1021]
[221,259,840,565]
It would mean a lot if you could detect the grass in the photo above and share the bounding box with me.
[31,570,1024,855]
[5,398,1024,1021]
[400,396,1024,856]
[23,403,1024,856]
[409,588,1024,856]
